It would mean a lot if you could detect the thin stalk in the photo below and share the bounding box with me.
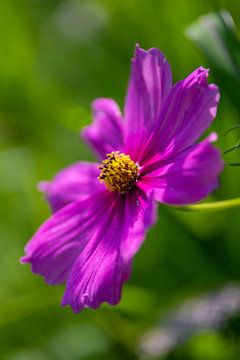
[170,197,240,213]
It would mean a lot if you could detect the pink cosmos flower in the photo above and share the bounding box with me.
[21,45,224,312]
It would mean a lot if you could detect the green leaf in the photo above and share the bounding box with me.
[186,11,240,113]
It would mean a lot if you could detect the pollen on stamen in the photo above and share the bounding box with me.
[98,151,139,193]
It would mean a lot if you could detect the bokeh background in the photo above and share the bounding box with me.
[1,0,240,359]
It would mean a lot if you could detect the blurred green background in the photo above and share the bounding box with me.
[1,0,240,359]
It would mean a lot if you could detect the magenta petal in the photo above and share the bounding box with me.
[141,134,224,205]
[120,187,157,261]
[124,45,172,162]
[62,239,131,312]
[21,190,111,285]
[38,161,103,212]
[61,191,156,312]
[61,192,128,311]
[81,98,124,160]
[154,67,220,159]
[22,187,155,311]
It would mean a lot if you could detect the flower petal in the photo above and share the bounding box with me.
[140,133,224,205]
[38,161,103,212]
[60,193,126,312]
[61,191,156,312]
[146,67,220,162]
[21,190,111,285]
[21,187,155,311]
[124,45,172,162]
[120,187,157,261]
[81,98,124,160]
[61,215,132,312]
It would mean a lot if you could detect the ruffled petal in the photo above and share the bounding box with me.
[21,190,111,285]
[140,133,224,205]
[61,219,132,312]
[38,161,103,212]
[143,67,220,163]
[120,187,157,261]
[81,98,124,160]
[61,191,156,312]
[124,45,172,162]
[21,187,155,311]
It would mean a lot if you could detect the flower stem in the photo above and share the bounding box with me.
[170,197,240,213]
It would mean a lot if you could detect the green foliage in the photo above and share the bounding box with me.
[186,10,240,113]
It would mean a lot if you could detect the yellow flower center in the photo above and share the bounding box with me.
[98,151,139,193]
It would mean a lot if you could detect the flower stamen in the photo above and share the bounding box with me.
[98,151,139,193]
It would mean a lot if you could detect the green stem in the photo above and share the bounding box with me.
[170,197,240,213]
